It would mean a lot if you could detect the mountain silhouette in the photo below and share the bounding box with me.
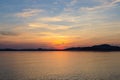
[65,44,120,51]
[0,44,120,51]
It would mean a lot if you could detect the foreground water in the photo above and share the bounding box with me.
[0,51,120,80]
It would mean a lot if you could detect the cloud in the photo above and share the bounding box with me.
[0,31,19,36]
[38,17,62,22]
[80,0,120,11]
[69,0,78,6]
[63,0,78,12]
[37,32,64,37]
[15,9,44,18]
[37,16,78,23]
[28,22,71,30]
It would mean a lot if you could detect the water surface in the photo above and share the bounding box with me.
[0,51,120,80]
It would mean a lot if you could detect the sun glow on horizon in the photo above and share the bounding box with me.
[0,0,120,48]
[44,36,73,49]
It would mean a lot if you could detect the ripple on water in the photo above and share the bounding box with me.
[0,73,120,80]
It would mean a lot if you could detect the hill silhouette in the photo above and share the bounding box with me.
[0,44,120,51]
[65,44,120,51]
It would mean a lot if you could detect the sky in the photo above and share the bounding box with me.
[0,0,120,49]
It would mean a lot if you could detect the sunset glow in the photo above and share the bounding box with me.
[0,0,120,49]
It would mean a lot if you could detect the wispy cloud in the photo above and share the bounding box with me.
[38,17,62,22]
[28,22,71,30]
[68,0,78,6]
[15,9,44,18]
[80,0,120,11]
[37,16,77,23]
[37,32,66,37]
[64,0,78,12]
[0,31,19,36]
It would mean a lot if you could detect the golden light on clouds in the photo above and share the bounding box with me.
[28,22,71,30]
[0,0,120,49]
[39,35,73,49]
[15,9,44,18]
[50,36,70,49]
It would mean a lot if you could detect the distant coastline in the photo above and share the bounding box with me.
[65,44,120,51]
[0,44,120,51]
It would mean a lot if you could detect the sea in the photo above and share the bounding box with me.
[0,51,120,80]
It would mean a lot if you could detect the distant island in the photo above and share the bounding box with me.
[0,44,120,51]
[65,44,120,51]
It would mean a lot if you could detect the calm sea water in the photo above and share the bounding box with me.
[0,51,120,80]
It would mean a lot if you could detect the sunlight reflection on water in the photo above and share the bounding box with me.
[0,51,120,80]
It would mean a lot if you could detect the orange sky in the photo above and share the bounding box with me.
[0,0,120,49]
